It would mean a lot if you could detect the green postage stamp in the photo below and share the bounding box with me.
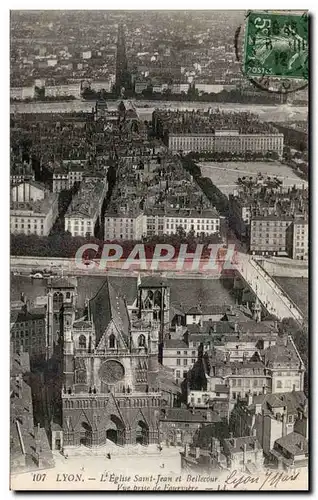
[244,11,308,79]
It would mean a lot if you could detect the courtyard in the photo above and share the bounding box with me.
[199,161,307,197]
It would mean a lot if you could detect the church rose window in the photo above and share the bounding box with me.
[99,360,125,384]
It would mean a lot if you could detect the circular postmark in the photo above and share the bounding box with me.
[234,10,309,95]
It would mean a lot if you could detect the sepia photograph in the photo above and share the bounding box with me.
[9,7,309,491]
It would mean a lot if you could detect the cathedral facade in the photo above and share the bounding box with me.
[50,277,174,450]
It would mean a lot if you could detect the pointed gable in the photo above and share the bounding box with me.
[71,409,93,431]
[104,393,127,426]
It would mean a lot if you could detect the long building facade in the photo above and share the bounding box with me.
[168,132,284,156]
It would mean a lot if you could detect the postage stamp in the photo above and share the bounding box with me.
[244,11,308,80]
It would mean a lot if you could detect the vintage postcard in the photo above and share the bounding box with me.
[10,9,309,491]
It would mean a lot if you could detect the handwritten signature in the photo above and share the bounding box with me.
[224,469,300,490]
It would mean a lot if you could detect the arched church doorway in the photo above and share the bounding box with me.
[79,422,92,447]
[106,429,118,443]
[136,421,149,445]
[106,415,125,445]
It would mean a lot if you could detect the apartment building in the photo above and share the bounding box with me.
[45,83,81,99]
[65,176,107,237]
[288,217,308,260]
[68,165,85,189]
[10,181,59,236]
[10,196,59,236]
[162,339,198,385]
[250,216,293,256]
[10,305,47,361]
[159,408,220,447]
[11,180,47,203]
[53,169,69,192]
[202,335,305,406]
[104,211,144,240]
[11,173,35,185]
[163,208,220,236]
[52,162,86,192]
[168,133,284,156]
[235,389,308,469]
[229,193,253,240]
[223,435,264,472]
[230,184,308,257]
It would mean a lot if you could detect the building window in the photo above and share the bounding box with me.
[177,359,181,366]
[109,334,116,349]
[79,335,86,349]
[138,334,146,347]
[183,359,188,366]
[276,380,282,389]
[75,369,87,384]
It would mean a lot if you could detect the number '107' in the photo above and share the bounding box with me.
[32,473,47,482]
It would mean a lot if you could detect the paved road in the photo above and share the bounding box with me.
[238,254,304,323]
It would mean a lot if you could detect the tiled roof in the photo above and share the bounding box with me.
[214,384,230,393]
[11,307,46,324]
[49,277,77,289]
[253,391,307,414]
[164,339,188,349]
[186,305,227,315]
[10,351,30,375]
[264,337,300,368]
[140,276,168,288]
[224,436,262,454]
[275,432,308,456]
[160,408,218,423]
[89,278,130,345]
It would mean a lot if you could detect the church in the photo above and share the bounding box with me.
[48,275,179,451]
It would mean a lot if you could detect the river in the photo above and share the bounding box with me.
[10,99,307,123]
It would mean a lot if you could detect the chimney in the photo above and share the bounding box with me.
[195,447,200,459]
[282,413,287,437]
[232,438,237,448]
[252,428,257,437]
[206,410,212,422]
[262,386,267,395]
[234,323,238,332]
[299,441,304,451]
